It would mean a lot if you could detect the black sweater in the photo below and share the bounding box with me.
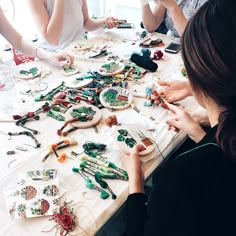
[125,126,236,236]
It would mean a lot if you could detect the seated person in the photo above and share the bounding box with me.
[121,0,236,235]
[26,0,119,51]
[140,20,168,35]
[140,0,207,37]
[0,6,73,68]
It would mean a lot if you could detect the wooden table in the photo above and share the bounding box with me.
[0,28,198,235]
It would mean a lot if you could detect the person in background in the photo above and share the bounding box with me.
[140,0,207,37]
[26,0,119,51]
[0,6,73,68]
[121,0,236,235]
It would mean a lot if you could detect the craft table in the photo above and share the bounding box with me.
[0,28,199,235]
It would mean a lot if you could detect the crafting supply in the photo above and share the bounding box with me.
[95,172,117,200]
[16,146,27,151]
[43,201,79,235]
[57,118,77,136]
[41,140,78,162]
[61,127,79,137]
[7,150,15,155]
[35,82,65,101]
[72,167,110,200]
[8,131,41,148]
[50,139,70,149]
[15,102,51,134]
[76,154,109,167]
[131,104,155,121]
[153,50,164,60]
[93,125,98,133]
[8,159,17,168]
[82,142,106,155]
[58,153,67,162]
[51,148,59,158]
[41,153,51,163]
[47,110,65,121]
[88,160,127,180]
[78,155,127,177]
[131,53,158,72]
[105,115,118,127]
[56,140,78,150]
[80,163,117,179]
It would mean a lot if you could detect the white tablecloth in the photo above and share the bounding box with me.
[0,29,199,236]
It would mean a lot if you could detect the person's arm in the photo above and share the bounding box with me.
[140,0,166,33]
[0,7,73,67]
[121,145,147,236]
[159,0,188,35]
[26,0,64,45]
[82,0,118,31]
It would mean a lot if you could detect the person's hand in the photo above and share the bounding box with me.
[191,108,210,127]
[167,104,206,143]
[120,145,144,194]
[49,52,74,68]
[158,80,192,103]
[104,17,119,29]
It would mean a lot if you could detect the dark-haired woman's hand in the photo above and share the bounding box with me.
[120,145,144,194]
[167,104,206,143]
[158,80,192,103]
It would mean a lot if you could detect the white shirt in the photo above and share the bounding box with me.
[38,0,85,51]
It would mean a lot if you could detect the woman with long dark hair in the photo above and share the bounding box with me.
[121,0,236,235]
